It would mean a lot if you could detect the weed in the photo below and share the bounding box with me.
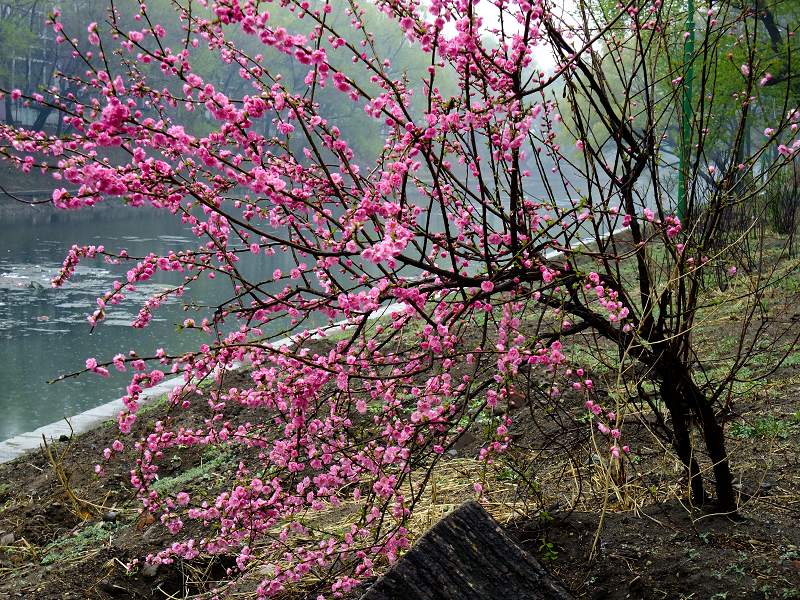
[726,562,746,577]
[151,445,235,495]
[780,351,800,368]
[495,465,516,483]
[136,392,170,417]
[41,522,115,565]
[730,416,796,440]
[779,547,800,561]
[538,537,558,561]
[42,431,96,520]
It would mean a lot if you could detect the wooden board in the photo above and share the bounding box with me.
[361,501,573,600]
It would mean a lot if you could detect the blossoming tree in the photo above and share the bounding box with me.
[1,0,798,595]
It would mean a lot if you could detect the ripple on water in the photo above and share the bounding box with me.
[0,258,180,337]
[26,327,71,334]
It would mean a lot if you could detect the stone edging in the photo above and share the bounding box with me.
[0,376,181,464]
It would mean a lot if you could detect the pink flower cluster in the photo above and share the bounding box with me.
[585,272,630,326]
[585,400,629,460]
[52,244,104,287]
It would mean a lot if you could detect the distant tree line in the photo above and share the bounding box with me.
[0,0,455,160]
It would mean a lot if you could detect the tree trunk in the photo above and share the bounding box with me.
[32,107,53,131]
[4,95,15,126]
[361,501,572,600]
[661,379,706,505]
[680,374,737,512]
[658,357,736,512]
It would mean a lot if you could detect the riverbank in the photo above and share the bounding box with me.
[2,236,800,598]
[0,373,184,464]
[0,207,201,441]
[0,193,173,223]
[0,349,799,599]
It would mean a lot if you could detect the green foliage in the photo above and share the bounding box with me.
[0,18,35,85]
[175,0,453,157]
[0,0,448,157]
[0,0,36,86]
[537,536,558,561]
[562,1,800,172]
[780,547,800,561]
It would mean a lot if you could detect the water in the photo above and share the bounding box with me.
[0,206,294,441]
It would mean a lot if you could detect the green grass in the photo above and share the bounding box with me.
[729,415,799,440]
[780,351,800,368]
[151,445,235,495]
[41,521,116,565]
[137,392,170,417]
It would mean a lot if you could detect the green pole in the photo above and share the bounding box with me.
[677,0,695,222]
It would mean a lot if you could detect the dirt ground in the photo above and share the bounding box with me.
[0,359,798,599]
[516,498,800,599]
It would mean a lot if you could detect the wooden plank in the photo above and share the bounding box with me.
[361,501,573,600]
